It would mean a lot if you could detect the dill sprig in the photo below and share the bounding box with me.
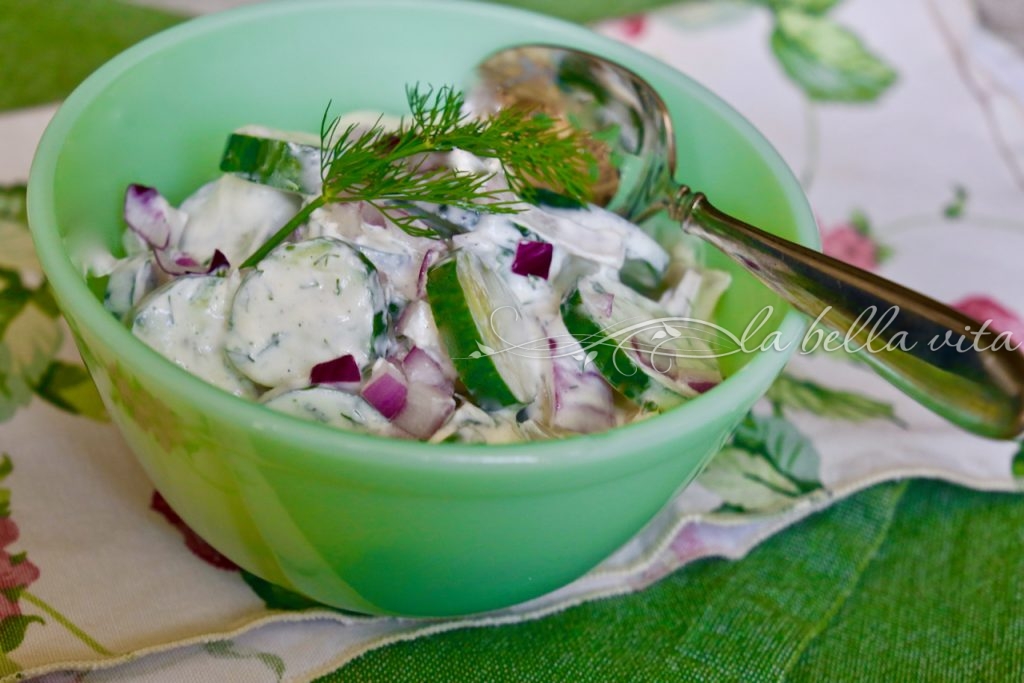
[241,84,595,268]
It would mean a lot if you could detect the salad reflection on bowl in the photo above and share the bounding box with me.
[27,0,816,616]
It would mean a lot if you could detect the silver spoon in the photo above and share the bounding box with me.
[470,45,1024,439]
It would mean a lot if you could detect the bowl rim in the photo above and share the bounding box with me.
[27,0,818,472]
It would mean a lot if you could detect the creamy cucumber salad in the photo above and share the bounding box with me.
[93,105,731,444]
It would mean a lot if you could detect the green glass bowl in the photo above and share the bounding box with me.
[28,0,816,616]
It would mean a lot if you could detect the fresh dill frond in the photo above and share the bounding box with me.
[241,84,595,268]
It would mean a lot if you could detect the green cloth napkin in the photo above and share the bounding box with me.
[325,480,1024,681]
[0,0,183,112]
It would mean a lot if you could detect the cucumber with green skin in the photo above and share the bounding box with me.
[427,252,538,410]
[562,275,718,409]
[219,115,402,196]
[561,287,653,402]
[220,129,321,195]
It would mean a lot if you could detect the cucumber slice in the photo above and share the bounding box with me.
[539,203,670,277]
[220,115,403,196]
[263,386,404,437]
[562,275,723,407]
[132,273,257,398]
[104,253,156,321]
[426,251,541,410]
[561,287,653,402]
[220,127,322,195]
[225,238,385,388]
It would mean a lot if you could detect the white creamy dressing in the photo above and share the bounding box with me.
[429,402,523,444]
[132,273,256,398]
[306,202,435,302]
[540,204,670,274]
[104,253,157,320]
[511,206,626,268]
[178,175,300,268]
[225,237,382,388]
[394,299,454,377]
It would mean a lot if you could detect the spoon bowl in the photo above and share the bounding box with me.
[472,45,1024,439]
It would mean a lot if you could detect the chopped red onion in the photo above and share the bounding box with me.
[688,380,718,394]
[208,249,230,273]
[361,363,408,419]
[393,302,416,340]
[628,338,720,395]
[127,184,231,278]
[511,241,553,279]
[394,302,458,381]
[310,354,361,385]
[416,249,441,298]
[393,382,455,439]
[124,184,173,250]
[153,250,201,276]
[359,202,387,228]
[153,248,229,277]
[402,346,452,392]
[358,357,455,438]
[550,347,616,433]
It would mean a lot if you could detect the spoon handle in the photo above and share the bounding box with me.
[671,185,1024,439]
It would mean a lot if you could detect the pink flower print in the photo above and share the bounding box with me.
[150,491,239,571]
[669,523,709,564]
[821,224,880,271]
[953,295,1024,351]
[0,455,109,658]
[0,551,40,591]
[0,517,19,548]
[606,14,648,41]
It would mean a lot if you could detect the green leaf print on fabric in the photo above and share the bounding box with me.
[733,412,822,488]
[697,411,824,513]
[0,185,108,423]
[0,186,36,275]
[697,446,807,513]
[0,221,39,275]
[768,0,841,13]
[0,271,63,422]
[767,373,899,424]
[34,362,108,421]
[203,640,285,682]
[239,571,325,612]
[770,9,897,102]
[943,185,969,219]
[0,615,43,654]
[0,186,27,224]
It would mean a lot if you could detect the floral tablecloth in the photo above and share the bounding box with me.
[1,0,1023,680]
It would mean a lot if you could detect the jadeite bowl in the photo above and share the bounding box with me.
[28,0,816,616]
